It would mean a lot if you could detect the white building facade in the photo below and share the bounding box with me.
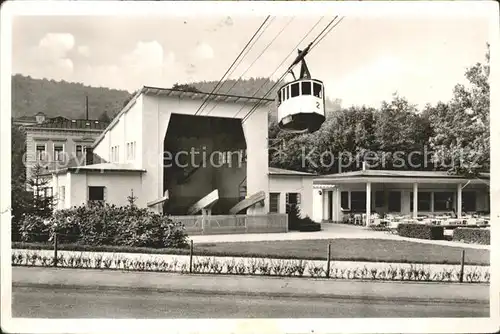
[46,86,314,219]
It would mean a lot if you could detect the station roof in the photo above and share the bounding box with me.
[142,85,275,104]
[92,85,275,149]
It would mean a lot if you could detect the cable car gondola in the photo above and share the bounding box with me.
[277,47,325,133]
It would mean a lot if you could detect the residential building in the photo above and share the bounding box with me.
[23,115,109,185]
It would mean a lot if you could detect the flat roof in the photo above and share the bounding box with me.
[45,163,147,176]
[142,85,275,104]
[269,167,317,176]
[315,170,490,180]
[92,85,274,149]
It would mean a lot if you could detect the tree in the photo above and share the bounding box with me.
[427,45,490,176]
[372,94,432,170]
[98,110,111,123]
[11,123,34,240]
[122,90,139,108]
[127,189,138,207]
[26,163,56,218]
[172,83,202,93]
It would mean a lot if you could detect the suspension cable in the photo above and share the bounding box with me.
[204,16,295,117]
[241,16,344,124]
[233,16,325,119]
[193,15,271,116]
[199,17,276,116]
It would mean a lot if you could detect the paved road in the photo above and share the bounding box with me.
[11,267,489,318]
[13,285,488,318]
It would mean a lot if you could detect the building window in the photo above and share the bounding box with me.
[375,191,385,207]
[88,186,105,203]
[340,191,349,210]
[350,191,366,212]
[462,191,476,212]
[410,192,431,211]
[111,146,120,162]
[290,83,300,97]
[286,192,301,213]
[387,191,401,212]
[269,193,280,213]
[54,144,64,162]
[76,145,87,157]
[36,144,46,161]
[301,81,312,95]
[37,187,53,198]
[313,83,323,98]
[76,145,83,156]
[434,192,454,211]
[59,186,65,206]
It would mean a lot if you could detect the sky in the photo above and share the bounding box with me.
[11,14,491,109]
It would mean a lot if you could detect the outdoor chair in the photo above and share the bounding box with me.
[354,214,362,225]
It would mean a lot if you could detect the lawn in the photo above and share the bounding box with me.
[12,238,489,265]
[195,239,489,265]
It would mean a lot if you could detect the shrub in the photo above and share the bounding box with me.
[368,225,391,232]
[19,214,50,242]
[17,203,189,248]
[287,205,321,232]
[397,223,444,240]
[453,228,490,245]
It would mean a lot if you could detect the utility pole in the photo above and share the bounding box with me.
[85,95,89,120]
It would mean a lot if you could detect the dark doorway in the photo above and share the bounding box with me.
[163,114,247,215]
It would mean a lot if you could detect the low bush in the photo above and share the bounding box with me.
[397,223,444,240]
[368,225,391,232]
[453,228,490,245]
[18,203,189,249]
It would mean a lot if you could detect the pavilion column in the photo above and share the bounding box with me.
[412,183,418,219]
[457,183,462,218]
[322,190,329,221]
[366,182,371,226]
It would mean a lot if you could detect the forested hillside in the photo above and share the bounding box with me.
[11,75,342,121]
[11,74,131,120]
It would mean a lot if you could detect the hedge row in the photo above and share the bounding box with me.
[17,203,189,249]
[397,223,444,240]
[11,250,491,283]
[453,228,490,245]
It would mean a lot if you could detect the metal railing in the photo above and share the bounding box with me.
[171,213,288,235]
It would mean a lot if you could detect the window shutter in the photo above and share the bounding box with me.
[297,193,301,205]
[103,187,107,202]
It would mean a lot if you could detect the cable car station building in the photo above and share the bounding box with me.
[45,85,317,234]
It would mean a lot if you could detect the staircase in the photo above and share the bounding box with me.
[238,177,247,201]
[177,165,202,185]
